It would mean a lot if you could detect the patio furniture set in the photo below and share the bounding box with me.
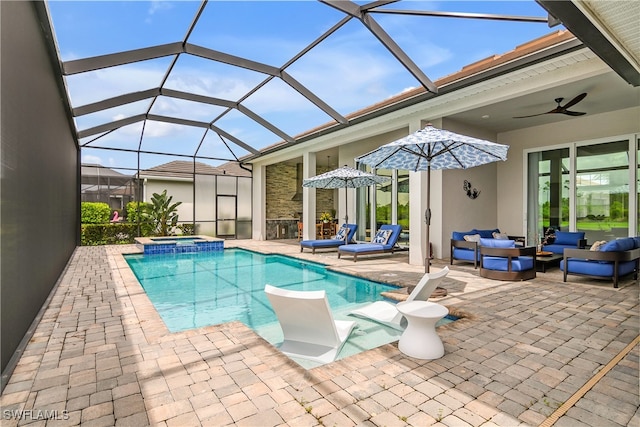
[451,229,640,288]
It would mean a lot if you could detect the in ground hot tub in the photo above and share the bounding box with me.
[135,235,224,255]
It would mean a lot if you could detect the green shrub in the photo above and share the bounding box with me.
[81,223,138,246]
[126,201,154,236]
[141,190,182,236]
[81,202,111,224]
[177,223,195,235]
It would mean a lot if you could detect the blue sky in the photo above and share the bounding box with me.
[47,1,558,171]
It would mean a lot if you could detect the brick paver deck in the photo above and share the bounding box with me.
[1,240,638,426]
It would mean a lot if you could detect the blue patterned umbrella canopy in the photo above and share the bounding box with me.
[303,165,389,189]
[356,124,509,171]
[356,124,509,272]
[303,165,389,241]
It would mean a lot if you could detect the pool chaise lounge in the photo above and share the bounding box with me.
[338,224,403,262]
[349,266,449,330]
[300,223,357,254]
[264,284,356,364]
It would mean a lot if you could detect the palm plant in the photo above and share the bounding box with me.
[142,190,182,236]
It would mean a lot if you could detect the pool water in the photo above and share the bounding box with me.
[125,248,400,332]
[125,248,454,367]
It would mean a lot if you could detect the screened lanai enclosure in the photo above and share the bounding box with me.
[81,164,136,209]
[2,0,639,389]
[51,0,562,241]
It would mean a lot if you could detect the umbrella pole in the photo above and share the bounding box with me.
[344,184,349,244]
[425,165,431,273]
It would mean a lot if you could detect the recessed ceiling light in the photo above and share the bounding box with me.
[481,115,490,119]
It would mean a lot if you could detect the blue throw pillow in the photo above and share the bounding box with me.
[554,231,585,246]
[372,229,392,244]
[601,238,635,252]
[335,226,349,240]
[452,230,475,241]
[480,238,515,248]
[633,236,640,249]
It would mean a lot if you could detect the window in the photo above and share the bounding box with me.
[576,140,629,240]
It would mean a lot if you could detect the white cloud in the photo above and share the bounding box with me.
[148,1,173,16]
[81,154,103,165]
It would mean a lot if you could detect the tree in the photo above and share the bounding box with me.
[142,190,182,236]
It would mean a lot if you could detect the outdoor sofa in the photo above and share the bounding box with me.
[561,236,640,288]
[300,224,357,254]
[450,229,525,268]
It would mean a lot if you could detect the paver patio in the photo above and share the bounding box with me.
[1,240,638,426]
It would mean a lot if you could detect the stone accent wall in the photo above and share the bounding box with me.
[265,163,335,220]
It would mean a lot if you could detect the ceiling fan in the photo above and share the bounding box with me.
[514,93,587,118]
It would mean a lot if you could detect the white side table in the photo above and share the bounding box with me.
[396,301,448,359]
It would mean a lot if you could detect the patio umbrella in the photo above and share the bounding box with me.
[356,124,509,272]
[303,165,390,242]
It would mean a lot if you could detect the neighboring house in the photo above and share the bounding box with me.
[81,164,136,210]
[137,160,252,238]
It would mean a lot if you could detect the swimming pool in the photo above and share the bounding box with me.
[125,248,400,333]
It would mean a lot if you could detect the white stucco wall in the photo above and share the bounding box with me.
[145,180,194,222]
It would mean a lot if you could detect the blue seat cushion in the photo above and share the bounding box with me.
[600,237,635,252]
[560,259,637,277]
[554,231,585,246]
[480,238,515,248]
[542,244,568,254]
[483,256,534,272]
[339,243,386,253]
[301,239,345,248]
[453,247,479,261]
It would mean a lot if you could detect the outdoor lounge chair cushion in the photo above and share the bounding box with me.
[479,238,515,248]
[554,231,585,246]
[300,223,358,251]
[600,237,636,252]
[560,258,637,277]
[482,256,534,272]
[452,248,479,262]
[478,238,530,271]
[339,224,402,254]
[543,231,586,254]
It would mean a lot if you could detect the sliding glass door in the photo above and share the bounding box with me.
[527,136,637,245]
[527,148,570,243]
[576,140,630,241]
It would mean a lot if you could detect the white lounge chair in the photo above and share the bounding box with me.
[349,266,449,331]
[264,284,356,364]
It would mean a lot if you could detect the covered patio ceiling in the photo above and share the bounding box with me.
[37,1,639,170]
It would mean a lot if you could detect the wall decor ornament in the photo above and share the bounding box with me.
[463,180,480,199]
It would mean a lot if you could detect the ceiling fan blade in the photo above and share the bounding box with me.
[514,92,587,119]
[513,107,560,118]
[560,92,587,110]
[513,112,550,118]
